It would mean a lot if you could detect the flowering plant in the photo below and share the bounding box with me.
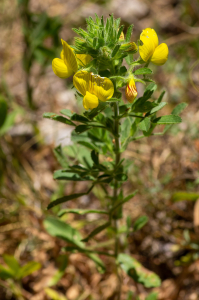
[44,14,187,299]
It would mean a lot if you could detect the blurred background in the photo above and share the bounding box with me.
[0,0,199,299]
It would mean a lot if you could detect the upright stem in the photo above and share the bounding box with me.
[113,101,122,300]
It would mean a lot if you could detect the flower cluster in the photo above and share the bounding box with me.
[52,24,169,109]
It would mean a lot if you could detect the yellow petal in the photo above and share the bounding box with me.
[73,71,90,96]
[61,39,78,73]
[52,58,73,78]
[139,28,159,62]
[76,54,92,66]
[151,43,169,65]
[90,74,114,102]
[60,49,64,60]
[125,79,137,103]
[83,91,99,110]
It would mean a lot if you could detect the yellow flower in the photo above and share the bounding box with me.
[139,28,169,65]
[119,31,124,40]
[52,39,92,78]
[73,71,114,110]
[125,78,137,103]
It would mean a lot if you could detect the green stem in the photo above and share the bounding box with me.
[112,101,122,300]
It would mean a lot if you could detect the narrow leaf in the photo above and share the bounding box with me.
[58,208,108,217]
[47,185,94,209]
[148,102,167,115]
[133,215,148,232]
[82,221,110,242]
[43,112,75,126]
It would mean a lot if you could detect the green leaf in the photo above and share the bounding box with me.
[110,191,138,214]
[43,112,75,126]
[171,102,188,115]
[58,208,108,217]
[134,68,152,76]
[145,292,158,300]
[60,109,74,118]
[0,107,22,136]
[145,82,157,93]
[0,265,14,280]
[53,170,93,181]
[133,216,148,232]
[82,221,110,242]
[87,253,105,274]
[71,113,89,123]
[132,101,157,113]
[115,173,128,181]
[44,217,106,273]
[47,185,94,209]
[91,150,99,165]
[75,125,92,134]
[126,24,134,42]
[44,216,85,248]
[171,192,199,202]
[19,261,41,279]
[153,115,182,125]
[78,141,99,151]
[118,253,161,288]
[147,102,167,115]
[138,117,151,132]
[117,25,125,40]
[3,255,20,274]
[157,91,165,103]
[164,102,187,133]
[0,97,8,128]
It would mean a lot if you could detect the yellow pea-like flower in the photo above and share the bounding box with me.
[139,28,169,65]
[125,78,137,103]
[52,39,92,79]
[83,92,99,110]
[73,71,114,110]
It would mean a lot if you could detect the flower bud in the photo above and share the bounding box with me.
[120,42,138,53]
[125,79,137,103]
[119,31,124,40]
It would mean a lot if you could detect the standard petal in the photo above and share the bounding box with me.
[90,74,114,102]
[73,71,90,96]
[139,28,159,62]
[52,58,73,78]
[125,79,137,103]
[61,39,78,73]
[83,91,99,110]
[76,54,92,66]
[151,43,169,65]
